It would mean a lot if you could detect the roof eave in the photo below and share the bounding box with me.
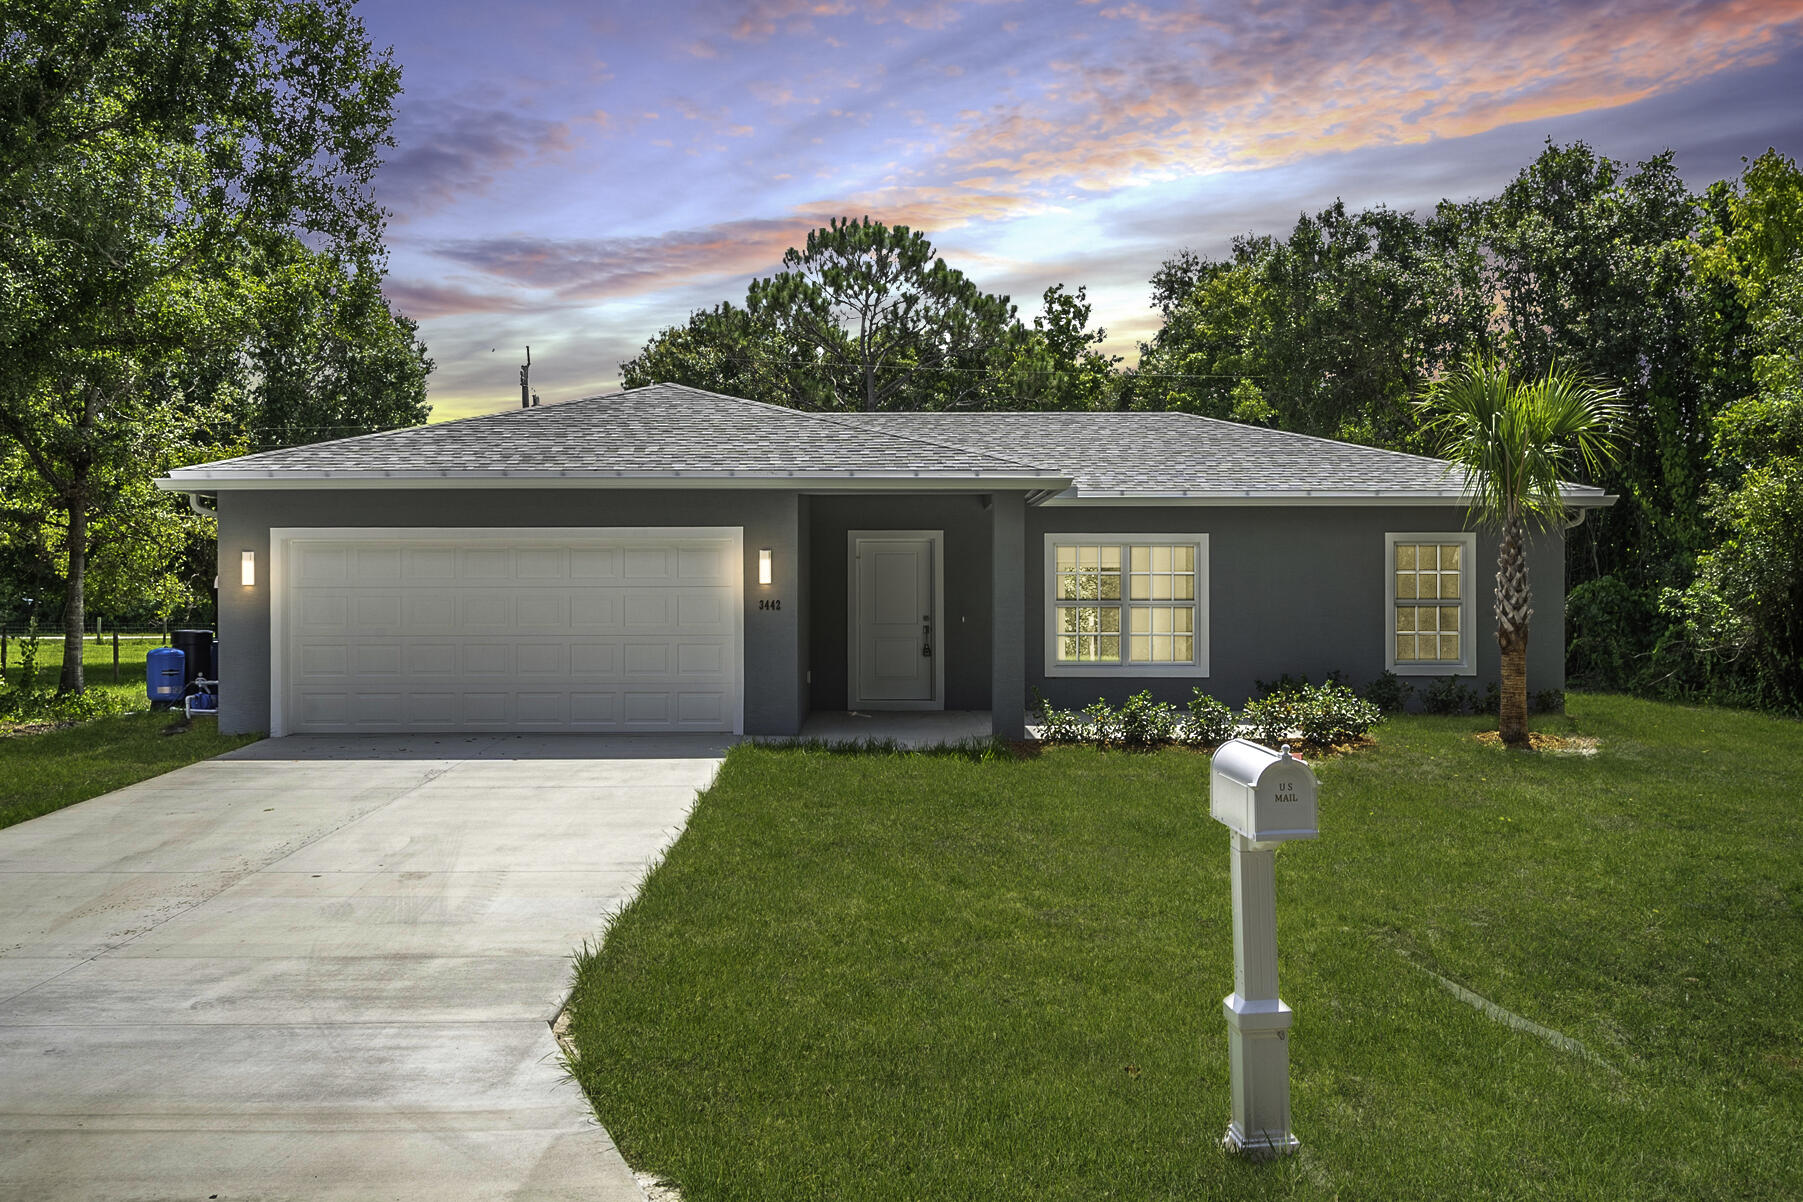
[156,471,1073,492]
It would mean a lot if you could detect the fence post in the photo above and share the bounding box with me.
[113,632,120,684]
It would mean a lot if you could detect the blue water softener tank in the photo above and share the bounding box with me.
[147,647,185,703]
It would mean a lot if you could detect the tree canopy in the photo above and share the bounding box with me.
[0,1,430,690]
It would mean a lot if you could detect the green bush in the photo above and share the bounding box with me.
[1029,689,1088,744]
[1293,680,1384,745]
[1182,689,1237,746]
[1116,691,1178,749]
[1081,699,1123,747]
[1361,670,1413,713]
[1419,676,1479,715]
[1240,693,1296,746]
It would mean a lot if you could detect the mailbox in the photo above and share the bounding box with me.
[1210,739,1318,845]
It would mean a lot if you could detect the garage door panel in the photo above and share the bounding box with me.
[516,643,570,677]
[571,590,620,628]
[515,591,568,629]
[407,692,458,725]
[404,548,456,581]
[571,643,619,678]
[676,641,727,678]
[282,532,739,733]
[569,548,618,579]
[298,643,348,680]
[353,593,404,630]
[458,592,512,628]
[297,547,347,586]
[298,593,348,633]
[355,643,403,677]
[406,643,459,676]
[516,548,566,579]
[623,547,671,580]
[462,643,512,676]
[406,593,456,630]
[462,549,512,579]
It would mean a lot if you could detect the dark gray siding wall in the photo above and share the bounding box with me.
[806,494,996,712]
[1027,504,1566,709]
[215,488,805,737]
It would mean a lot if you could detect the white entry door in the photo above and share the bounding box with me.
[850,531,941,708]
[274,527,741,735]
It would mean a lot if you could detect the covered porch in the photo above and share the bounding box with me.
[795,491,1027,739]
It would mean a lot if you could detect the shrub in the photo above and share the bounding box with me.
[1029,688,1088,744]
[1253,672,1309,699]
[1420,676,1478,715]
[1082,699,1123,748]
[1116,690,1178,748]
[1293,680,1384,746]
[1241,693,1297,747]
[1532,688,1566,714]
[1362,670,1413,713]
[1182,689,1237,746]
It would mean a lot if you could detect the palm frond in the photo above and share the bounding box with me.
[1416,354,1622,532]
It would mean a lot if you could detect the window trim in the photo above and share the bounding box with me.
[1043,533,1210,678]
[1384,531,1478,677]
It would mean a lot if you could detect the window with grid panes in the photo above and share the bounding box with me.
[1386,533,1475,673]
[1049,536,1207,673]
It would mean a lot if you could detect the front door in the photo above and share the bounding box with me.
[851,532,940,708]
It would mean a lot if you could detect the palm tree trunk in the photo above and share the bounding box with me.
[1495,513,1532,745]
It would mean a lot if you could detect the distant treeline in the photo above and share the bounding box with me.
[625,142,1803,712]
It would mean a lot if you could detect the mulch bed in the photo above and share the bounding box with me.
[1472,730,1600,754]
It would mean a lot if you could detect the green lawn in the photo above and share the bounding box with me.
[565,695,1803,1201]
[0,710,259,830]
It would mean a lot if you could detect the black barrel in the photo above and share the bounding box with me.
[171,629,214,688]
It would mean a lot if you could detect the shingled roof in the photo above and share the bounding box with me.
[161,382,1612,505]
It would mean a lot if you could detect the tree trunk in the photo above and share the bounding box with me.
[1495,513,1532,745]
[59,499,87,695]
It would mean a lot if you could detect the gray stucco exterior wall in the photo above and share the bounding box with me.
[215,488,806,736]
[1027,504,1566,709]
[989,492,1028,739]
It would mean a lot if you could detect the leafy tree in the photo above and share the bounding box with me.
[0,1,417,692]
[1418,357,1622,744]
[746,217,1022,411]
[1482,142,1721,591]
[620,301,847,410]
[1137,201,1490,447]
[995,285,1121,410]
[247,241,432,451]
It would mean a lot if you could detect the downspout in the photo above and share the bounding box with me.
[1563,507,1587,530]
[188,493,218,520]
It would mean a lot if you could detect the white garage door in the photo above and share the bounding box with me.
[274,527,741,735]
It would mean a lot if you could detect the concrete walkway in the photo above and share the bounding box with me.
[0,733,727,1201]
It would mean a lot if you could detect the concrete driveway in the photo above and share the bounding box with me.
[0,733,727,1201]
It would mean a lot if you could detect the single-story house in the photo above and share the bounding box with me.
[157,383,1612,739]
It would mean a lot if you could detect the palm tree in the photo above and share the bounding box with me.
[1418,356,1622,745]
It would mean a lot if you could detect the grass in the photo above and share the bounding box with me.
[565,695,1803,1201]
[1,636,256,830]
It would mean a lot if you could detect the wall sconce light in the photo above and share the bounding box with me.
[758,547,773,586]
[241,550,256,587]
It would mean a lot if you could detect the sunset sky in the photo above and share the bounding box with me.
[358,0,1803,420]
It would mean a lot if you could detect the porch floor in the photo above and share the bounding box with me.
[783,710,994,749]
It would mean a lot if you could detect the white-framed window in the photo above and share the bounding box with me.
[1385,532,1477,676]
[1044,534,1209,677]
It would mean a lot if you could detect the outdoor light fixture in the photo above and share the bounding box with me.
[241,550,256,587]
[758,547,773,586]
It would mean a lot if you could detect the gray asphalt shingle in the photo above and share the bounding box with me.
[165,382,1609,502]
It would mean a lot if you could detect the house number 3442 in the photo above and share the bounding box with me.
[759,599,783,611]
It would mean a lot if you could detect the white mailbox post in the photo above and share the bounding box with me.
[1209,738,1319,1159]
